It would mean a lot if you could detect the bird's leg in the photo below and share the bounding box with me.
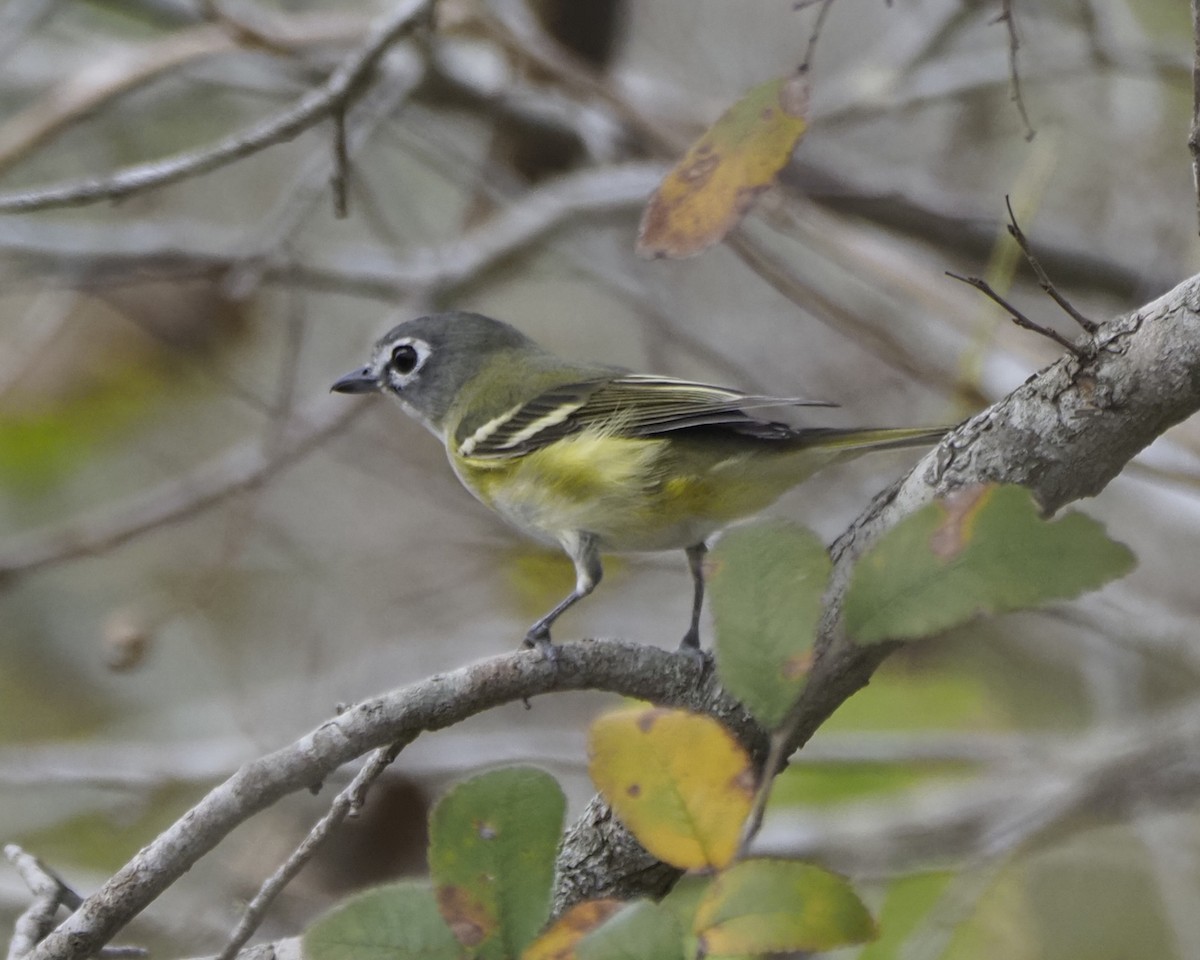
[524,532,602,658]
[680,542,708,651]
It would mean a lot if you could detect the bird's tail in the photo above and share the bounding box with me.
[790,424,951,453]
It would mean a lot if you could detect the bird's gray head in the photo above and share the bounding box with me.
[330,312,537,433]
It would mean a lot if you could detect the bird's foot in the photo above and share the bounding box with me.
[523,627,559,662]
[677,630,709,668]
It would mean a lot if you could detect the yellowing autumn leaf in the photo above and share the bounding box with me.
[588,707,755,871]
[522,899,624,960]
[638,72,809,258]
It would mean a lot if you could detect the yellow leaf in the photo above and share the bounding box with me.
[638,72,809,258]
[587,707,755,870]
[522,899,625,960]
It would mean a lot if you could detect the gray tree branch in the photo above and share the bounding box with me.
[551,271,1200,908]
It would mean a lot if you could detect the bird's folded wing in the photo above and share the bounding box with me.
[456,374,834,458]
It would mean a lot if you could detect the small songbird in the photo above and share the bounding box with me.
[332,312,946,655]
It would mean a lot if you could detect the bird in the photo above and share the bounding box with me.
[331,312,947,655]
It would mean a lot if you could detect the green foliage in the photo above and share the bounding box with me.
[303,768,565,960]
[575,899,688,960]
[708,522,830,728]
[304,882,461,960]
[693,859,876,955]
[429,767,565,960]
[844,484,1136,643]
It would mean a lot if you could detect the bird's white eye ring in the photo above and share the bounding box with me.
[391,343,419,374]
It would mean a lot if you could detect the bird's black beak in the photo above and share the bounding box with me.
[330,367,379,394]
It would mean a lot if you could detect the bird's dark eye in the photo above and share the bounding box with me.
[390,343,419,374]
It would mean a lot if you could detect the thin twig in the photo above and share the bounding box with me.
[330,106,350,218]
[4,845,93,960]
[0,0,430,213]
[946,270,1085,356]
[798,0,837,72]
[0,398,366,580]
[995,0,1036,141]
[221,52,424,297]
[214,739,412,960]
[0,13,373,178]
[200,0,299,55]
[1003,196,1098,333]
[0,162,664,300]
[735,730,789,858]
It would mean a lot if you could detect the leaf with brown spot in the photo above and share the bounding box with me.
[435,884,489,947]
[845,483,1137,643]
[429,767,566,960]
[588,707,754,870]
[521,899,625,960]
[928,484,993,559]
[637,72,809,258]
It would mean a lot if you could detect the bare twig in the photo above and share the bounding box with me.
[1003,196,1098,333]
[0,398,366,580]
[735,729,789,859]
[0,13,373,179]
[995,0,1036,141]
[798,0,837,72]
[330,106,350,218]
[199,0,302,54]
[5,846,80,960]
[221,55,424,298]
[945,270,1086,356]
[0,163,664,301]
[0,0,431,213]
[214,739,412,960]
[3,849,143,960]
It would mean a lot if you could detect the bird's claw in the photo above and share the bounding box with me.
[677,633,709,669]
[523,628,559,662]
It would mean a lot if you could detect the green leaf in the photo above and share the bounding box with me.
[844,484,1137,644]
[708,522,830,728]
[429,767,566,960]
[576,899,688,960]
[693,859,876,954]
[660,875,721,960]
[303,881,462,960]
